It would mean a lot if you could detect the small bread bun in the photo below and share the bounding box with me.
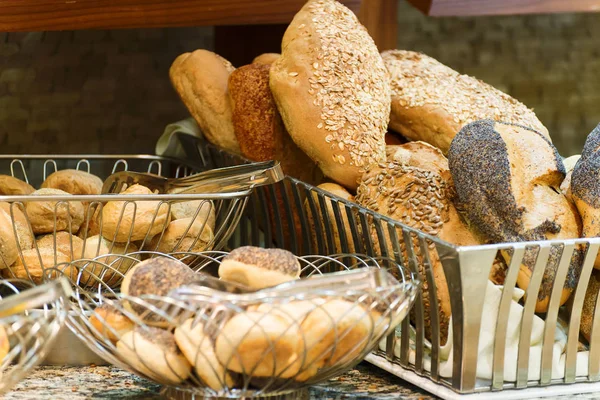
[120,257,196,325]
[89,304,134,343]
[5,247,76,284]
[215,311,302,378]
[0,325,9,360]
[168,195,216,229]
[0,209,18,269]
[218,246,300,290]
[36,231,84,261]
[101,184,170,242]
[0,202,33,251]
[79,235,139,285]
[41,169,103,196]
[117,327,191,384]
[252,53,280,65]
[174,318,234,390]
[78,207,102,239]
[148,218,214,255]
[0,175,35,195]
[25,189,85,235]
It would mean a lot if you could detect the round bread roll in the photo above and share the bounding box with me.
[270,0,390,190]
[89,304,134,343]
[382,50,549,154]
[79,235,139,285]
[252,53,280,65]
[174,318,234,390]
[148,218,214,255]
[101,184,170,242]
[4,247,76,284]
[41,169,103,196]
[117,327,191,384]
[121,257,196,325]
[0,202,33,251]
[36,231,84,260]
[78,206,102,239]
[166,192,216,229]
[215,311,302,378]
[0,209,19,269]
[448,120,582,312]
[169,49,241,154]
[218,246,300,290]
[0,175,35,196]
[25,188,85,235]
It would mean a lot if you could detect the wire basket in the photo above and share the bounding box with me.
[171,133,600,398]
[0,155,249,288]
[64,251,418,399]
[0,277,71,394]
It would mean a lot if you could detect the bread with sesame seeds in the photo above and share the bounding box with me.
[170,49,241,154]
[382,50,550,155]
[270,0,390,191]
[448,120,582,313]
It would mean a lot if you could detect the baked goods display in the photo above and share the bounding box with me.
[41,169,103,197]
[0,175,35,195]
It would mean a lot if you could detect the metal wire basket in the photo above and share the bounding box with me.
[64,251,418,399]
[171,133,600,398]
[0,277,71,394]
[0,155,249,288]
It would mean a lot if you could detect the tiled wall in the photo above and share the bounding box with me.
[0,1,597,156]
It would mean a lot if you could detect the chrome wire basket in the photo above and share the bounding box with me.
[172,133,600,398]
[63,251,418,399]
[0,277,71,394]
[0,155,250,288]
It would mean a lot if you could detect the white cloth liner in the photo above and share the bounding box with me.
[155,118,202,159]
[379,281,590,382]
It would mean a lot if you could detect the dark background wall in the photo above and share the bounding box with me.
[0,1,596,156]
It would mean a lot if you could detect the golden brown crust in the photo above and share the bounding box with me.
[4,247,76,284]
[147,218,214,256]
[270,0,390,190]
[0,202,33,252]
[25,189,85,235]
[383,50,549,154]
[252,53,280,65]
[36,231,84,261]
[0,209,18,268]
[89,304,134,343]
[580,270,600,343]
[169,49,241,154]
[41,169,103,197]
[0,175,35,196]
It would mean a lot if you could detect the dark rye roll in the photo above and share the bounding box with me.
[448,120,582,313]
[218,246,301,290]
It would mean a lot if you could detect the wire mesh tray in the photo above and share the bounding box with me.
[0,278,70,395]
[63,251,418,399]
[0,155,249,287]
[172,133,600,398]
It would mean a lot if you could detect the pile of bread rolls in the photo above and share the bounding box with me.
[90,247,377,388]
[170,0,600,344]
[0,169,215,284]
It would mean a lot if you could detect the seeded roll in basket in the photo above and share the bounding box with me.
[448,120,582,312]
[382,50,549,154]
[270,0,390,190]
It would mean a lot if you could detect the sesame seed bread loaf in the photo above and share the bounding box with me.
[448,120,582,313]
[382,50,550,154]
[270,0,390,190]
[169,49,241,154]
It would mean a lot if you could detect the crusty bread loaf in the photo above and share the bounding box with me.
[0,175,34,195]
[448,120,582,312]
[270,0,390,190]
[170,49,241,154]
[41,169,102,196]
[386,141,452,186]
[382,50,549,154]
[252,53,280,65]
[147,217,214,257]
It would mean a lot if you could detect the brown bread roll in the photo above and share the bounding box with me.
[79,235,139,286]
[448,120,582,312]
[382,50,549,154]
[25,189,85,235]
[0,175,34,195]
[252,53,280,65]
[5,247,77,284]
[36,231,84,261]
[0,202,33,252]
[270,0,390,190]
[170,49,241,154]
[147,217,214,256]
[41,169,103,196]
[0,209,18,269]
[89,304,134,343]
[386,141,452,185]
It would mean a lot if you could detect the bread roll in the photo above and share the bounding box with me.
[36,231,84,261]
[148,218,214,256]
[270,0,390,190]
[252,53,280,65]
[5,247,76,284]
[117,327,191,384]
[0,325,8,361]
[170,49,241,154]
[448,120,582,312]
[168,195,216,229]
[215,311,302,378]
[78,206,102,239]
[0,202,33,251]
[25,189,85,234]
[79,235,139,285]
[218,246,300,290]
[41,169,103,196]
[101,184,170,242]
[382,50,549,154]
[0,209,19,269]
[174,318,234,390]
[0,175,34,195]
[89,304,134,343]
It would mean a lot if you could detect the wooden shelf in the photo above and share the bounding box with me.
[407,0,600,16]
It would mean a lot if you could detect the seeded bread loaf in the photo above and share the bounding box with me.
[448,120,582,312]
[170,50,241,154]
[382,50,549,154]
[270,0,390,190]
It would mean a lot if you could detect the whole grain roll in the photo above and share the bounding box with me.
[383,50,549,154]
[170,49,241,154]
[270,0,390,190]
[448,120,582,312]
